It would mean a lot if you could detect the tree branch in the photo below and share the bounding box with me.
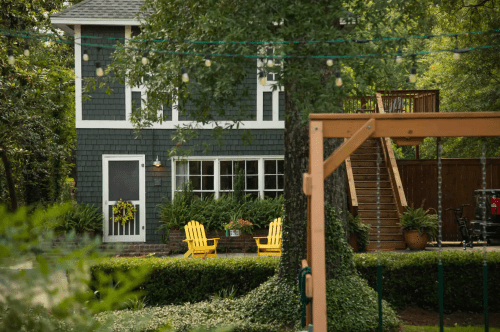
[463,0,491,7]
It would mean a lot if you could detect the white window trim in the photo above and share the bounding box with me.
[171,155,284,200]
[75,25,82,123]
[256,58,284,123]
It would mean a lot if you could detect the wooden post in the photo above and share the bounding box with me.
[415,145,420,159]
[310,121,327,332]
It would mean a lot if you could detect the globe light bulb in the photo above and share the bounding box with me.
[82,50,89,62]
[267,58,274,68]
[409,74,416,83]
[182,67,189,83]
[142,52,148,65]
[204,55,212,67]
[23,44,30,57]
[258,71,267,86]
[326,59,333,67]
[96,63,104,77]
[396,55,403,64]
[7,49,15,65]
[335,71,342,87]
[453,47,460,60]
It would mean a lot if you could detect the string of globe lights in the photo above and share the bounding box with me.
[2,28,498,86]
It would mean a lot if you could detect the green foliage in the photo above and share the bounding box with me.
[112,199,137,225]
[348,213,371,252]
[325,203,356,279]
[90,257,279,306]
[354,251,500,312]
[399,205,438,240]
[404,326,500,332]
[158,193,283,240]
[49,202,103,235]
[326,274,400,332]
[0,204,156,332]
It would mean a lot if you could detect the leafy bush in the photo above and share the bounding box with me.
[90,257,279,306]
[158,190,283,240]
[354,251,500,312]
[327,274,400,332]
[348,213,370,252]
[50,202,104,235]
[399,205,438,240]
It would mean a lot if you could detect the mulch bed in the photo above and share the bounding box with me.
[397,305,500,327]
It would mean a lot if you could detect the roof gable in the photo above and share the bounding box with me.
[51,0,146,21]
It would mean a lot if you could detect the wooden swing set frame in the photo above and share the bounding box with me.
[302,94,500,331]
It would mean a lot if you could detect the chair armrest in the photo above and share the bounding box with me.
[183,239,194,243]
[253,237,267,239]
[207,238,220,240]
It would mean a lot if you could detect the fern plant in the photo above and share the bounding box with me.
[399,205,438,240]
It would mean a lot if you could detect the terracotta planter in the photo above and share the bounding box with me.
[404,230,428,250]
[349,233,359,252]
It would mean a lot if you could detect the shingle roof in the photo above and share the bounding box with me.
[51,0,146,19]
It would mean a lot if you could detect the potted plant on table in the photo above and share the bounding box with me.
[223,219,253,237]
[399,205,438,250]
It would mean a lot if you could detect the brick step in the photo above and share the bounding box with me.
[355,181,392,188]
[358,203,397,210]
[368,233,404,241]
[357,188,393,196]
[359,209,399,218]
[353,174,390,181]
[357,195,394,203]
[363,217,399,226]
[367,241,406,251]
[350,160,386,167]
[352,167,390,175]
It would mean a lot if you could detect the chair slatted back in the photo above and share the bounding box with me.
[267,218,282,246]
[185,221,207,247]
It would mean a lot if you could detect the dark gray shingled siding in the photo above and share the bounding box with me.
[81,26,126,120]
[279,92,285,121]
[76,128,284,243]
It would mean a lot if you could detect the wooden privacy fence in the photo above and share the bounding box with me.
[397,158,500,241]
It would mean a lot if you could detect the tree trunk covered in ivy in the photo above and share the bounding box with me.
[279,83,347,282]
[0,150,17,211]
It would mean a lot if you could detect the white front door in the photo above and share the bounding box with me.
[103,155,146,242]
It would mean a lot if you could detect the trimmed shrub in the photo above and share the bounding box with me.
[354,251,500,312]
[327,275,400,332]
[90,257,279,306]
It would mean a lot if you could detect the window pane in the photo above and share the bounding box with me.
[189,161,201,175]
[201,192,214,200]
[246,160,258,175]
[265,160,276,174]
[234,161,245,174]
[278,175,284,189]
[220,176,232,190]
[220,161,232,175]
[246,192,259,200]
[191,176,201,190]
[176,161,188,175]
[246,175,258,190]
[265,175,276,189]
[109,161,139,201]
[176,176,187,190]
[277,160,284,174]
[202,161,214,175]
[203,176,214,190]
[264,191,277,198]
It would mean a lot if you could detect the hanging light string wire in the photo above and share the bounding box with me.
[2,27,500,45]
[2,30,500,60]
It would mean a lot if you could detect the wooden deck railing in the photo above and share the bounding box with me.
[376,93,408,215]
[343,89,439,114]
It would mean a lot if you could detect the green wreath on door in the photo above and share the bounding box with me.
[112,199,137,225]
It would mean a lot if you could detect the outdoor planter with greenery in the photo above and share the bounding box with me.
[50,202,103,235]
[399,205,438,250]
[347,213,370,252]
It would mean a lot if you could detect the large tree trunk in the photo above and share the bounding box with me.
[0,150,18,211]
[279,83,347,282]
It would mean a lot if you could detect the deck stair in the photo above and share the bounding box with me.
[347,138,406,250]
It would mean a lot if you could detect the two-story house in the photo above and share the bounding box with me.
[51,0,285,244]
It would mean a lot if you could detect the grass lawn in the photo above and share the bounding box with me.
[404,326,500,332]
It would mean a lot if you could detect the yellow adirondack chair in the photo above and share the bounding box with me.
[183,220,219,258]
[254,218,282,257]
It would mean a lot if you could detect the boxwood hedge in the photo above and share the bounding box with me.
[90,257,279,306]
[354,251,500,312]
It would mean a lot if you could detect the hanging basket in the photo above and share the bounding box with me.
[112,199,136,225]
[404,230,428,250]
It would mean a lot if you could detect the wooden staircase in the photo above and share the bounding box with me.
[347,138,406,250]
